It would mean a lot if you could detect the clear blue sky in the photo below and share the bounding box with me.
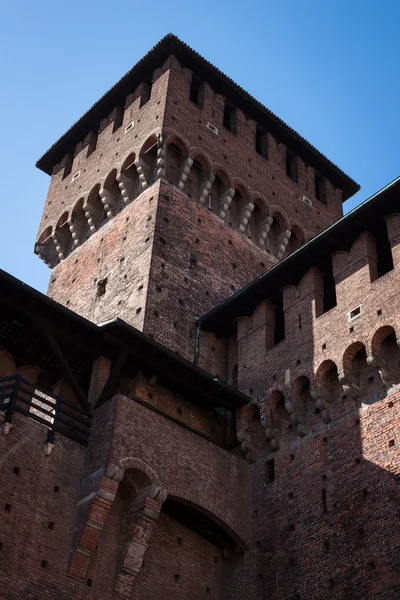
[1,1,399,293]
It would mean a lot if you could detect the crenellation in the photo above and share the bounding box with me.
[2,34,398,600]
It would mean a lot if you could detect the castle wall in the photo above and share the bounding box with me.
[164,63,343,241]
[47,184,158,330]
[144,181,272,361]
[232,216,400,598]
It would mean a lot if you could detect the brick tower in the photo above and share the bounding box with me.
[35,34,358,362]
[0,34,398,600]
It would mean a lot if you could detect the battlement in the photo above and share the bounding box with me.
[199,178,400,461]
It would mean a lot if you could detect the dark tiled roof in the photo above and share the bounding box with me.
[36,34,359,200]
[0,268,248,409]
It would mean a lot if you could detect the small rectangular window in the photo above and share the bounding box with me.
[286,149,298,182]
[348,305,362,321]
[124,121,135,134]
[315,172,327,205]
[189,75,204,107]
[206,122,218,135]
[223,101,236,134]
[255,125,268,159]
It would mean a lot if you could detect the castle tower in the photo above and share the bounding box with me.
[35,34,358,362]
[0,34,398,600]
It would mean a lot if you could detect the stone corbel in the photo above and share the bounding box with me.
[52,231,64,261]
[34,240,56,267]
[366,354,392,390]
[178,157,193,190]
[99,187,117,219]
[116,173,132,205]
[258,216,273,247]
[198,173,215,206]
[262,419,280,451]
[134,158,149,190]
[113,484,167,598]
[67,464,124,582]
[310,386,332,423]
[238,203,255,233]
[285,399,308,438]
[219,188,235,219]
[338,372,360,400]
[276,230,292,260]
[83,204,97,233]
[237,429,257,463]
[156,134,166,180]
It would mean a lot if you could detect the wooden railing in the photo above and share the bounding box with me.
[0,374,92,446]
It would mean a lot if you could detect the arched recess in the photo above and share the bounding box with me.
[286,225,304,255]
[269,390,294,449]
[102,168,123,215]
[140,135,158,185]
[315,359,344,417]
[370,325,400,389]
[35,225,58,266]
[268,213,286,256]
[343,341,383,405]
[188,154,209,202]
[291,375,317,432]
[119,153,140,203]
[87,184,107,231]
[209,170,230,214]
[166,489,247,551]
[70,198,90,246]
[54,212,74,259]
[84,461,166,598]
[166,136,188,188]
[248,200,266,243]
[229,185,248,230]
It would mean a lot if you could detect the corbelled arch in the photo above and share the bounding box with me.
[167,486,248,551]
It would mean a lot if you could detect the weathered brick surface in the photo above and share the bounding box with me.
[1,37,397,600]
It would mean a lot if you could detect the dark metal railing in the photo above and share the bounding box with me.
[0,374,92,446]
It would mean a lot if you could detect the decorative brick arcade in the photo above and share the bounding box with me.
[0,34,398,600]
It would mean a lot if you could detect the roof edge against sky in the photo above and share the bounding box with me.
[199,176,400,336]
[35,34,359,199]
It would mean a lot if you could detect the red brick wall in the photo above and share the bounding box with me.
[230,216,400,598]
[246,394,400,599]
[47,184,159,330]
[164,63,344,241]
[144,181,272,361]
[37,68,170,238]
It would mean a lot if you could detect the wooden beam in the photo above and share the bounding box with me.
[34,320,90,411]
[95,350,129,408]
